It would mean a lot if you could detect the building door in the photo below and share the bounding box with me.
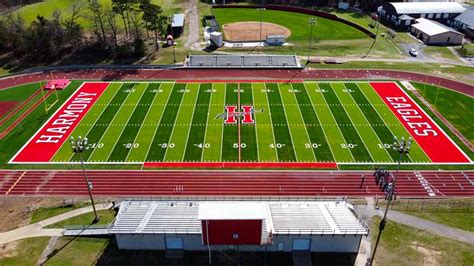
[278,242,284,251]
[447,37,451,43]
[292,239,311,251]
[166,237,184,249]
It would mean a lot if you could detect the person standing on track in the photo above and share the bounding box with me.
[360,174,365,189]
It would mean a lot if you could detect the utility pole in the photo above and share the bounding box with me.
[307,17,317,64]
[257,7,266,44]
[370,136,412,265]
[69,136,99,223]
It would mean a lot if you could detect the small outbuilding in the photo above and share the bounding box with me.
[266,35,286,46]
[411,18,464,45]
[210,32,223,47]
[171,13,185,37]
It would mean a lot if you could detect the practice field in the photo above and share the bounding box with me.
[10,81,472,168]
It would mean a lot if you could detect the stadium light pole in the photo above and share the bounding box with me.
[257,7,266,44]
[370,136,412,265]
[69,136,99,224]
[307,17,317,64]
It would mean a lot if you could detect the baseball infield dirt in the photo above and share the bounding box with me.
[223,21,291,42]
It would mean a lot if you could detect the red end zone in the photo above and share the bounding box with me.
[370,82,470,163]
[11,82,109,163]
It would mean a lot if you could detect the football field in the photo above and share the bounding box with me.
[10,80,472,167]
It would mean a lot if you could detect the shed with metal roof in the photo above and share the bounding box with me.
[379,2,465,30]
[411,18,464,45]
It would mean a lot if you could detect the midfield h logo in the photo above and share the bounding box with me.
[215,106,263,124]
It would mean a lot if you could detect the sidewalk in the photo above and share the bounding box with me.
[0,203,112,245]
[356,205,474,245]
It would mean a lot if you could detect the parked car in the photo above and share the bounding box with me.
[409,48,418,57]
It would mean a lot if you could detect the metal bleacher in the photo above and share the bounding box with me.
[186,54,302,68]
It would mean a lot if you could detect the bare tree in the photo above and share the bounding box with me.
[105,7,119,50]
[63,0,84,47]
[89,0,107,41]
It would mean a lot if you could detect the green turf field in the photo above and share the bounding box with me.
[212,8,368,41]
[46,81,434,164]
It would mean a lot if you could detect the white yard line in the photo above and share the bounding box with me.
[394,82,472,163]
[87,84,137,161]
[344,83,393,162]
[200,84,214,162]
[302,82,336,163]
[264,83,280,162]
[163,84,188,161]
[329,83,375,163]
[356,83,418,163]
[181,84,202,161]
[104,84,149,162]
[62,83,123,162]
[141,82,176,166]
[275,83,299,162]
[280,83,315,162]
[250,84,260,162]
[9,82,87,164]
[125,83,162,162]
[312,82,355,162]
[219,84,228,162]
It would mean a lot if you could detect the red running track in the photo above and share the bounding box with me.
[1,68,473,96]
[0,170,472,197]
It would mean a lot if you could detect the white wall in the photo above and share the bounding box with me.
[116,234,362,253]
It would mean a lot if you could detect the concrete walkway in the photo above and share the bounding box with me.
[184,0,202,50]
[0,203,112,245]
[356,205,474,245]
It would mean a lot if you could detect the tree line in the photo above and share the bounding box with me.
[0,0,172,65]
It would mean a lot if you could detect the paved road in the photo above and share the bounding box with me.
[184,0,202,50]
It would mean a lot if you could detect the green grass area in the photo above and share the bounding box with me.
[371,217,474,265]
[8,0,184,30]
[403,85,474,159]
[0,81,81,168]
[213,8,367,41]
[0,237,50,265]
[423,46,460,62]
[412,82,474,143]
[457,43,474,57]
[30,203,89,224]
[400,212,474,232]
[391,199,474,231]
[45,209,116,228]
[0,82,39,102]
[0,83,48,132]
[44,237,110,265]
[307,61,474,85]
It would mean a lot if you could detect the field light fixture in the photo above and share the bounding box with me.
[307,17,317,63]
[370,136,412,265]
[70,136,99,223]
